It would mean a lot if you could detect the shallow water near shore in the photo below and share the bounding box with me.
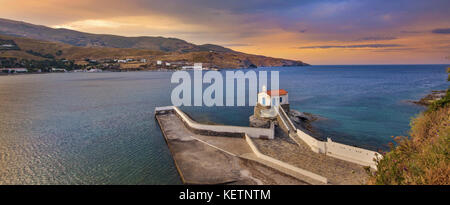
[0,65,448,184]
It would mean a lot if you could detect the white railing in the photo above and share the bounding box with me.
[276,109,291,132]
[278,106,296,131]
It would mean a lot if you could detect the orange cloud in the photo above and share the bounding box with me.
[0,0,448,64]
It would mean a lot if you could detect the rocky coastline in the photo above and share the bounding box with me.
[249,108,322,134]
[411,90,447,106]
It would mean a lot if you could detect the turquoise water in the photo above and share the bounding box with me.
[184,65,448,150]
[0,65,448,184]
[279,65,448,150]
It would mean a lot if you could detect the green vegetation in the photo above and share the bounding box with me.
[0,39,20,50]
[428,89,450,112]
[448,67,450,81]
[25,50,55,59]
[0,57,81,72]
[368,67,449,185]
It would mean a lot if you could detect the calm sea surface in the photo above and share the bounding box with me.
[0,65,448,184]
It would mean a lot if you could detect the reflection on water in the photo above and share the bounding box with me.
[0,72,181,184]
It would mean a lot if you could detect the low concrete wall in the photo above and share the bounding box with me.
[245,135,328,184]
[324,138,381,169]
[167,106,275,139]
[295,129,327,153]
[277,106,382,169]
[294,129,381,169]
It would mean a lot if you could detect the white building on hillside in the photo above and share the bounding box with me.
[88,68,103,73]
[193,63,203,70]
[1,68,28,73]
[182,63,203,70]
[51,68,67,72]
[258,86,289,107]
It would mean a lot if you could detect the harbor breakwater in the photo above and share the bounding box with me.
[155,106,383,184]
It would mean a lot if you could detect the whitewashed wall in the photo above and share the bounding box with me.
[278,107,382,169]
[295,129,381,169]
[324,138,381,169]
[172,106,275,139]
[258,92,270,106]
[295,129,327,153]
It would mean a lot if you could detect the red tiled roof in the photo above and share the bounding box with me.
[267,89,288,96]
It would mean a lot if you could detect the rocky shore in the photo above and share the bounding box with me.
[288,110,322,133]
[249,108,322,134]
[411,90,447,106]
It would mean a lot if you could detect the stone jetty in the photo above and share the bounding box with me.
[155,105,382,185]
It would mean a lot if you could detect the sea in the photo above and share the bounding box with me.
[0,64,447,184]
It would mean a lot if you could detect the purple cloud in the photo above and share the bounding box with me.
[358,36,397,41]
[432,28,450,34]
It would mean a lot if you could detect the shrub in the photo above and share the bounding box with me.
[428,90,450,112]
[368,105,450,185]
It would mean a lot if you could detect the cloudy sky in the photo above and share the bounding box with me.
[1,0,449,64]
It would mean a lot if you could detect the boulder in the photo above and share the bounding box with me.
[249,115,272,128]
[290,109,314,122]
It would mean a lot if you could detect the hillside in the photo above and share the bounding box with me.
[368,68,450,185]
[0,34,165,60]
[0,18,234,53]
[155,51,306,68]
[0,34,307,69]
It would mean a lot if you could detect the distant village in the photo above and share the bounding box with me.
[0,57,217,74]
[1,38,221,74]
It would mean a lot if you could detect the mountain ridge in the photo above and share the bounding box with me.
[0,18,308,69]
[0,18,235,53]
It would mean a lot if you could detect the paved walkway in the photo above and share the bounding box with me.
[156,113,309,185]
[253,127,369,185]
[157,111,369,185]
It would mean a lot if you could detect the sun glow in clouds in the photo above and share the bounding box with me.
[1,0,449,64]
[52,19,132,30]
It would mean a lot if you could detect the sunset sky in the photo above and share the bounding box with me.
[0,0,449,65]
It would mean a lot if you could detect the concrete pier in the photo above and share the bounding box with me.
[155,106,371,185]
[156,110,310,185]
